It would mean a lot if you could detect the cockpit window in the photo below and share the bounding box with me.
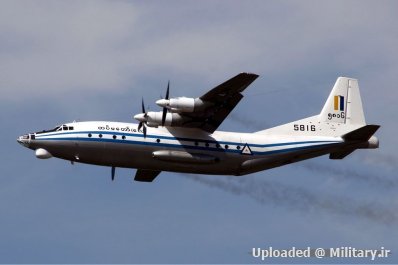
[35,124,73,134]
[36,125,62,134]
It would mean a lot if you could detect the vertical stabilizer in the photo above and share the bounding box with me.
[319,77,366,125]
[255,76,371,137]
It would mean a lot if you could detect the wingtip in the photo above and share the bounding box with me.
[240,72,259,78]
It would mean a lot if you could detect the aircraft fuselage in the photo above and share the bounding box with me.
[18,121,346,176]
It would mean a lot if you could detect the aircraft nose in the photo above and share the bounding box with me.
[17,134,30,147]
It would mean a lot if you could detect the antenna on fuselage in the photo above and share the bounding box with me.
[111,166,116,181]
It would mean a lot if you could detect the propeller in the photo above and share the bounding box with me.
[161,81,170,126]
[134,97,148,138]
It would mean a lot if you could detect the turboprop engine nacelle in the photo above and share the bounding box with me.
[134,111,185,127]
[156,97,207,113]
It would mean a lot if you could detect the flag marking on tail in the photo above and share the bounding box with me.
[334,95,345,111]
[328,94,346,121]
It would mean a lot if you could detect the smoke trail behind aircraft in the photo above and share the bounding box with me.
[301,162,398,188]
[360,152,398,169]
[182,174,398,225]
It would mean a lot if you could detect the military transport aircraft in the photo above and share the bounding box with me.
[17,73,379,182]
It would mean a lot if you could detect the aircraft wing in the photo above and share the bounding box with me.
[180,73,259,133]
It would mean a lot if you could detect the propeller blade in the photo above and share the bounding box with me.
[141,97,145,113]
[111,166,115,181]
[138,122,143,132]
[161,81,170,126]
[143,124,147,138]
[165,81,170,99]
[161,107,167,126]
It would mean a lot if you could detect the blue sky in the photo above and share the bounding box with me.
[1,0,397,263]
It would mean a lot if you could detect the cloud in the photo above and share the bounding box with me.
[2,0,397,104]
[0,1,139,100]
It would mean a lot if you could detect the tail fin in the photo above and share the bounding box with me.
[319,77,366,125]
[254,76,379,159]
[255,77,373,137]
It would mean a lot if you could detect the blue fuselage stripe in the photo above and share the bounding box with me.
[34,131,341,155]
[35,131,339,148]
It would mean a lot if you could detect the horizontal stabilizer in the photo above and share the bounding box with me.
[342,125,380,141]
[329,149,356,159]
[134,169,161,182]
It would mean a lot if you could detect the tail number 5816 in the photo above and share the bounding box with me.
[294,124,316,131]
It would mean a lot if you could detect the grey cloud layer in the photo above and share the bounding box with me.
[1,1,397,102]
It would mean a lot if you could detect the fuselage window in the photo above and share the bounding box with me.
[156,139,160,143]
[122,135,126,140]
[194,141,199,146]
[113,135,116,139]
[68,126,74,130]
[88,133,92,137]
[62,126,68,131]
[237,146,241,150]
[225,144,229,149]
[205,142,209,147]
[99,134,103,138]
[216,143,221,148]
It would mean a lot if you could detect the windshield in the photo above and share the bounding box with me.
[35,124,74,134]
[36,125,62,134]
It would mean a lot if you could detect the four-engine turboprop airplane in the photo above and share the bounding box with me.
[17,73,380,182]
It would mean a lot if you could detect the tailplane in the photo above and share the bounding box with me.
[342,124,380,141]
[328,124,380,159]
